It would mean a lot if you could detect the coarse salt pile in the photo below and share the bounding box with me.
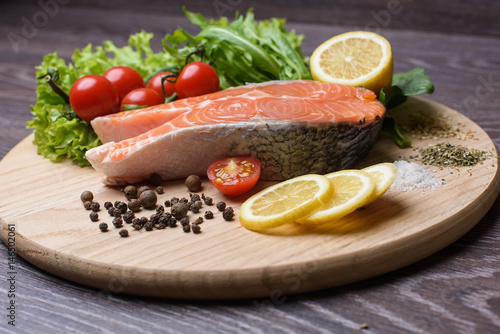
[390,160,441,191]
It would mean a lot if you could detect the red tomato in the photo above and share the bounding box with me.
[207,156,261,196]
[69,75,119,122]
[121,88,164,110]
[103,66,145,100]
[146,71,176,98]
[175,62,220,99]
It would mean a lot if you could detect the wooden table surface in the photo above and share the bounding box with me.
[1,1,499,333]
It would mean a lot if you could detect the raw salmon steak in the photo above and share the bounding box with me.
[86,80,385,185]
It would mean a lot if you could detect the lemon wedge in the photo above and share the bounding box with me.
[310,31,393,95]
[297,170,375,225]
[362,162,397,204]
[239,174,334,231]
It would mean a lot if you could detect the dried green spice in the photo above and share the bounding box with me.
[419,142,488,168]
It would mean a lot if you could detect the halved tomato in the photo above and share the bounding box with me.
[207,156,261,196]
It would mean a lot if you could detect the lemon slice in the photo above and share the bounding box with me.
[239,174,334,230]
[362,162,397,204]
[310,31,393,95]
[297,170,375,225]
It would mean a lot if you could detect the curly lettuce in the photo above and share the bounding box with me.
[27,31,182,166]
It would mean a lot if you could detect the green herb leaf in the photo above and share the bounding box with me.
[381,116,412,148]
[380,67,434,109]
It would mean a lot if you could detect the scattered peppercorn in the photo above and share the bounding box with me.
[104,201,113,210]
[193,217,204,225]
[150,173,162,186]
[168,218,177,228]
[89,211,99,222]
[185,174,202,192]
[156,205,164,214]
[190,193,201,203]
[90,202,100,212]
[156,186,164,194]
[179,197,188,204]
[157,223,167,229]
[163,212,172,219]
[83,201,92,210]
[180,217,190,226]
[170,197,179,205]
[191,224,201,234]
[216,201,226,212]
[119,229,129,237]
[107,208,115,216]
[182,224,191,233]
[139,217,148,226]
[113,209,122,218]
[80,190,93,203]
[144,221,154,231]
[171,202,188,219]
[201,194,213,206]
[190,201,202,213]
[98,222,108,232]
[114,201,122,208]
[132,222,142,230]
[112,217,123,228]
[124,185,138,199]
[140,190,157,209]
[131,218,141,226]
[223,207,234,221]
[123,212,134,224]
[158,215,169,226]
[150,213,160,225]
[164,200,171,207]
[116,202,128,214]
[128,199,141,212]
[204,211,214,219]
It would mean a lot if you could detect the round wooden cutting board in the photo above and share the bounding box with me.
[1,97,499,300]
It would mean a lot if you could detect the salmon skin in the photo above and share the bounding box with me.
[86,80,385,185]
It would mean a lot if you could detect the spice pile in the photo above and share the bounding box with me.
[390,160,442,192]
[401,111,476,141]
[80,175,234,238]
[418,142,489,168]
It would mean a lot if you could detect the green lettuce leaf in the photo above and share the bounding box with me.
[27,31,182,166]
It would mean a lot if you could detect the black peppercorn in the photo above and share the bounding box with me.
[137,185,150,196]
[223,207,234,221]
[123,212,134,224]
[168,218,177,228]
[170,197,179,205]
[179,197,188,204]
[157,223,167,229]
[190,201,202,213]
[163,212,172,219]
[116,202,128,214]
[114,201,122,208]
[113,209,122,218]
[150,213,160,225]
[156,186,164,194]
[156,205,164,214]
[189,193,201,203]
[180,217,189,226]
[204,211,214,219]
[84,201,92,210]
[132,222,142,230]
[201,194,213,206]
[119,229,129,237]
[89,212,99,222]
[193,217,204,225]
[131,218,141,226]
[112,217,123,228]
[216,201,226,212]
[80,191,93,203]
[191,224,201,234]
[90,202,100,212]
[144,221,153,231]
[104,201,113,210]
[158,215,169,226]
[164,200,171,207]
[182,224,191,233]
[99,222,108,232]
[139,217,148,226]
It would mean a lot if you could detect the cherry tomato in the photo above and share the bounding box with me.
[103,66,145,101]
[175,62,220,99]
[69,75,119,123]
[146,71,176,98]
[121,88,164,110]
[207,156,261,196]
